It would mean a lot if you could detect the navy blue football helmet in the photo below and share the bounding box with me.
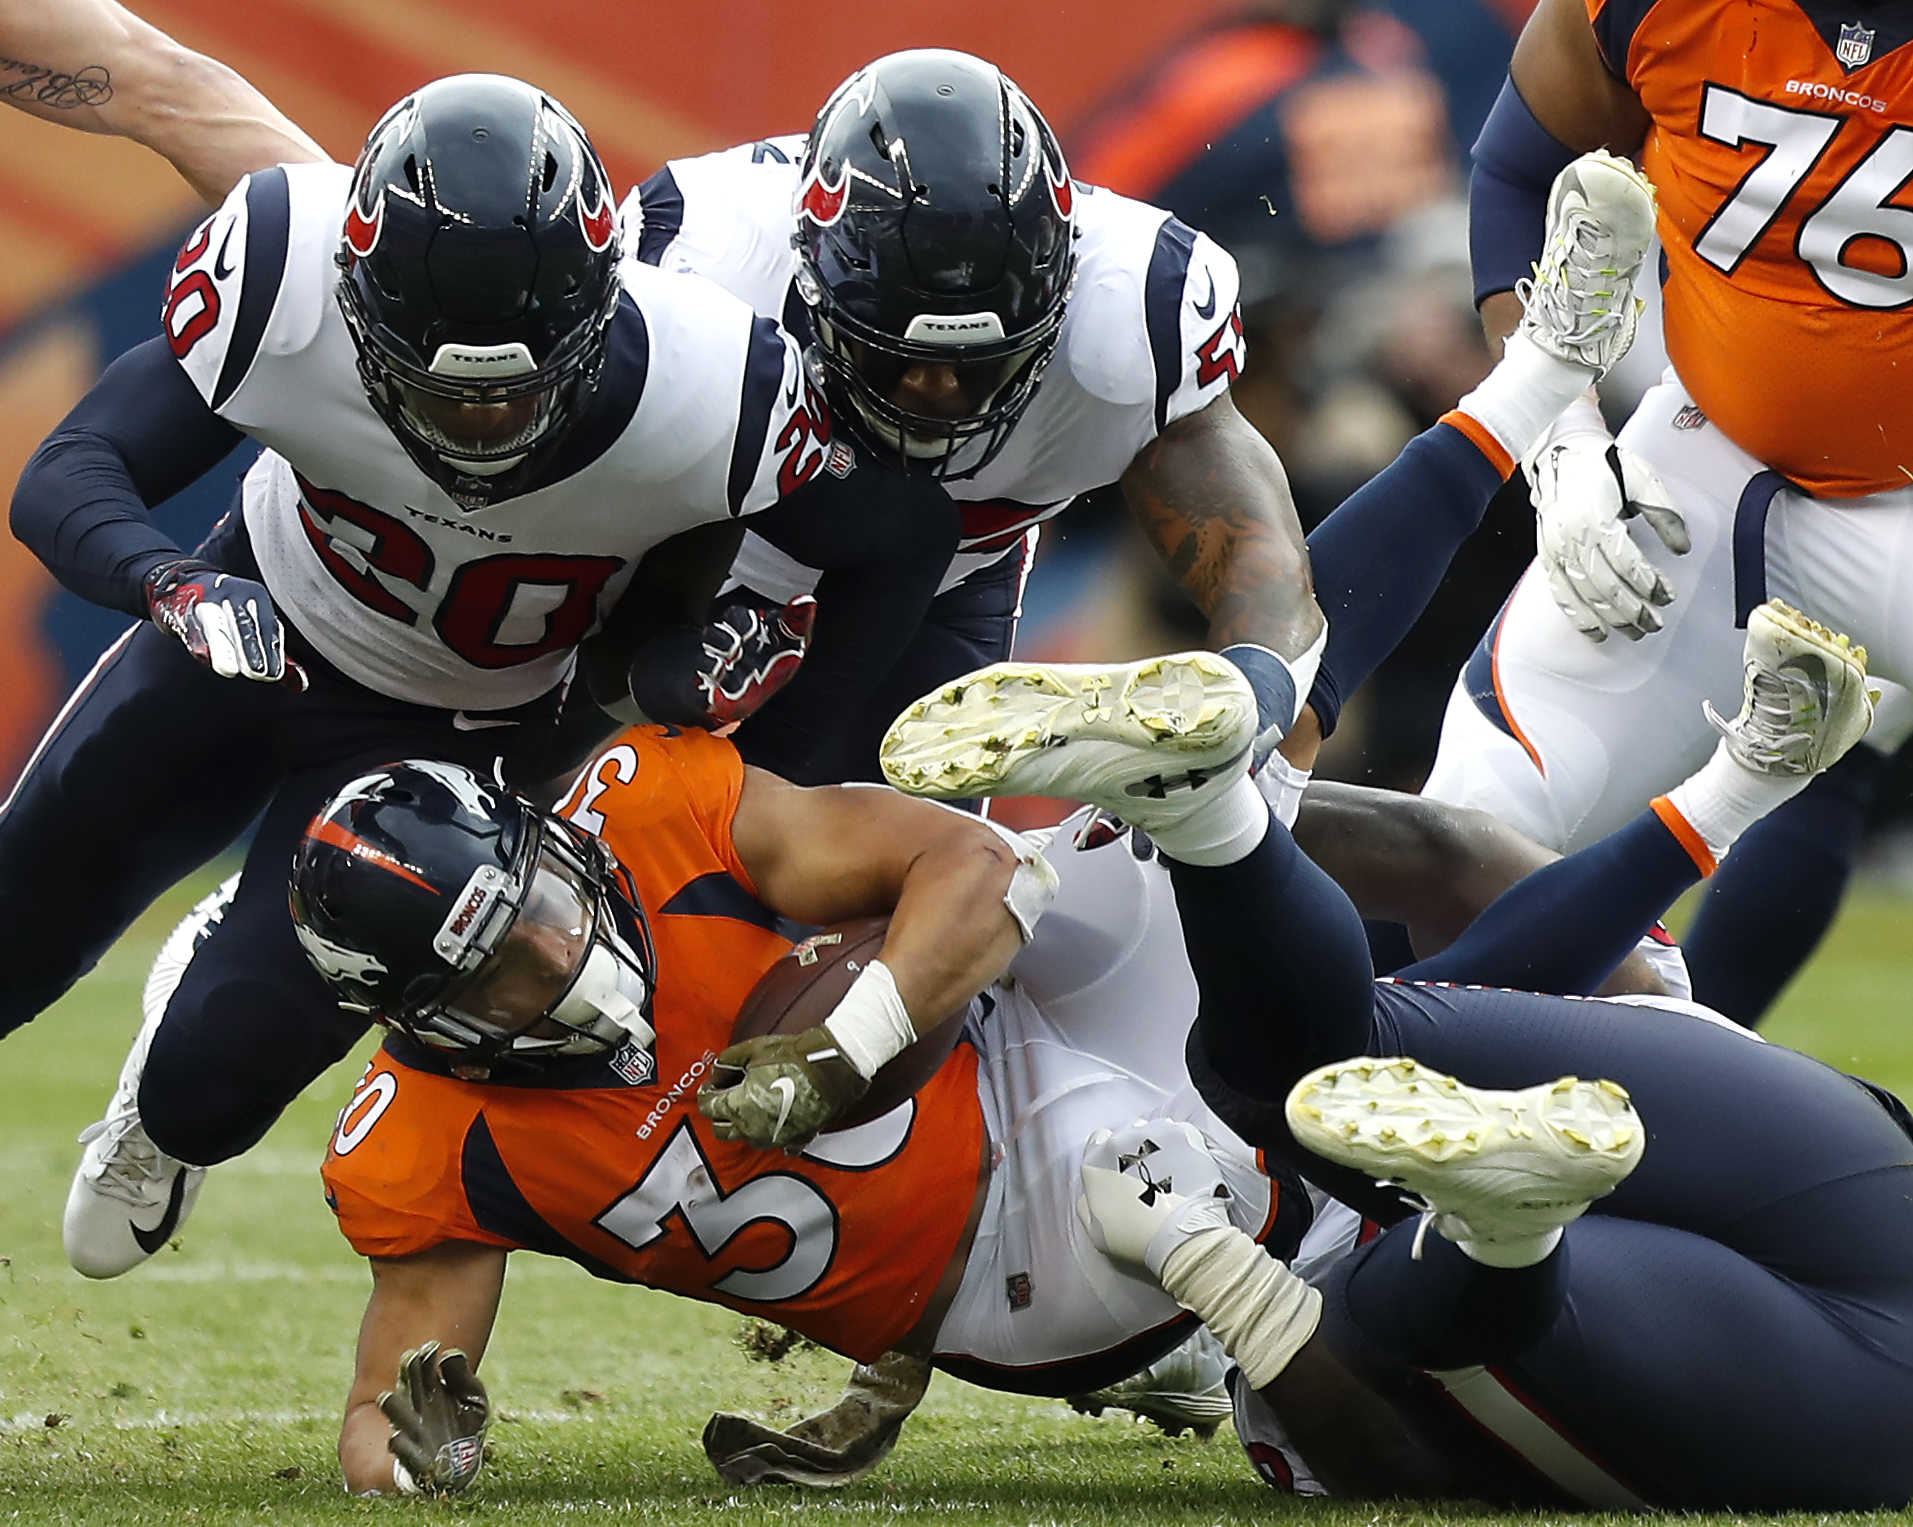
[793,50,1077,479]
[336,74,623,508]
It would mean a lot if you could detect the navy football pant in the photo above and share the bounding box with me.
[0,532,562,1164]
[1177,820,1913,1510]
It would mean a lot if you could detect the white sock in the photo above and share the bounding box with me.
[1254,754,1311,830]
[1146,775,1270,866]
[1454,331,1600,466]
[1660,740,1812,865]
[1158,1226,1323,1388]
[1455,1223,1564,1270]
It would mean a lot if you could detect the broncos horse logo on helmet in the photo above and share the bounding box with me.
[792,50,1077,480]
[335,74,624,508]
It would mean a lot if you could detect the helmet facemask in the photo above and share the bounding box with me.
[400,814,656,1078]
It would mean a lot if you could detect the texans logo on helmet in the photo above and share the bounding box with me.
[343,193,384,260]
[798,160,850,227]
[579,179,615,252]
[1045,156,1074,220]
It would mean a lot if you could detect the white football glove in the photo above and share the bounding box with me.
[1077,1119,1234,1278]
[1530,435,1690,643]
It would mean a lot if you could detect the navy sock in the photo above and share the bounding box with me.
[1400,809,1701,996]
[1304,423,1506,735]
[1341,1220,1569,1370]
[1683,743,1885,1026]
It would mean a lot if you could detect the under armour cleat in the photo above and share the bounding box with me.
[1067,1327,1234,1440]
[1703,599,1875,777]
[1285,1057,1644,1268]
[1516,150,1657,377]
[63,876,232,1278]
[880,653,1255,833]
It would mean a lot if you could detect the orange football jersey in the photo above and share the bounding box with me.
[1592,0,1913,496]
[322,727,986,1362]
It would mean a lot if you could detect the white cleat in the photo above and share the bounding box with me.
[1516,149,1658,377]
[880,653,1256,831]
[1704,599,1875,777]
[1068,1327,1234,1440]
[1285,1057,1645,1268]
[63,875,233,1278]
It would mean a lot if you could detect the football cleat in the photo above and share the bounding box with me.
[1285,1057,1644,1268]
[1515,150,1657,377]
[1067,1327,1234,1440]
[880,653,1255,834]
[63,877,232,1278]
[1703,599,1875,776]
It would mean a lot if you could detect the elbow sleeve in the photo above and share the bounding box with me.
[1470,79,1580,306]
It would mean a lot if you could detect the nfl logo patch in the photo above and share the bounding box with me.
[609,1040,655,1086]
[1672,403,1708,432]
[1837,20,1875,67]
[1005,1272,1033,1311]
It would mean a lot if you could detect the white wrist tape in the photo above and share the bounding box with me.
[390,1458,422,1496]
[979,817,1059,942]
[1158,1226,1323,1389]
[822,959,917,1080]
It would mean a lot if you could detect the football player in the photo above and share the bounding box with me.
[612,49,1326,789]
[883,601,1913,1510]
[1420,0,1913,1025]
[22,73,964,1281]
[0,0,323,201]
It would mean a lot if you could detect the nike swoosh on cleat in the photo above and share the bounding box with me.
[452,711,519,731]
[769,1077,798,1141]
[130,1169,191,1256]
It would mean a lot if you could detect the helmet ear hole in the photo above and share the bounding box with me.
[542,151,558,193]
[402,154,422,195]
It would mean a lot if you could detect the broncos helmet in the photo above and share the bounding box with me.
[290,760,656,1078]
[793,50,1076,479]
[336,74,623,509]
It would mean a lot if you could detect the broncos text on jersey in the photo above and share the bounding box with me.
[1592,0,1913,496]
[619,135,1248,602]
[162,162,837,711]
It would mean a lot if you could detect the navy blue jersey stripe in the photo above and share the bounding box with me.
[211,167,290,410]
[727,315,790,516]
[461,1114,632,1281]
[522,293,648,492]
[657,870,781,931]
[1145,217,1198,433]
[634,166,686,266]
[1590,0,1660,80]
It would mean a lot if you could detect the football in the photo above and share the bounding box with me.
[729,916,968,1129]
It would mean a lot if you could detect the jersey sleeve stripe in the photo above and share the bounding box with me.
[211,167,291,411]
[634,166,686,267]
[1144,217,1199,433]
[460,1113,630,1279]
[1588,0,1660,81]
[727,316,792,516]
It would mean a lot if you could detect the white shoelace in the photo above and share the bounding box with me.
[1706,664,1818,772]
[77,1113,175,1208]
[1516,209,1624,349]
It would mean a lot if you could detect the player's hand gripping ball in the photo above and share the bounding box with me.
[378,1341,490,1496]
[699,1026,870,1150]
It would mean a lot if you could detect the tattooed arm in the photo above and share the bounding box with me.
[0,0,325,202]
[1120,389,1324,658]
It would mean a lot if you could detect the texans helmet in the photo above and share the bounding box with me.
[335,74,623,508]
[793,50,1076,479]
[290,760,656,1077]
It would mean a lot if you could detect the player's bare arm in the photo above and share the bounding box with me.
[340,1242,505,1496]
[0,0,325,202]
[1479,0,1653,348]
[701,769,1034,1148]
[1120,390,1323,659]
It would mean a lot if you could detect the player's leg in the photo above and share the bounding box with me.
[1421,380,1760,851]
[801,537,1027,787]
[0,622,281,1034]
[1680,701,1911,1025]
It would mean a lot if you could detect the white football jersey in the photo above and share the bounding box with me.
[162,161,828,711]
[620,135,1248,600]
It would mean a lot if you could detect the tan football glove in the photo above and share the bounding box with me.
[698,1027,870,1150]
[378,1341,490,1496]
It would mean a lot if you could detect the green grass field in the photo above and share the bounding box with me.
[2,872,1911,1526]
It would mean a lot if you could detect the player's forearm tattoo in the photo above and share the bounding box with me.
[1123,404,1318,652]
[0,58,112,108]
